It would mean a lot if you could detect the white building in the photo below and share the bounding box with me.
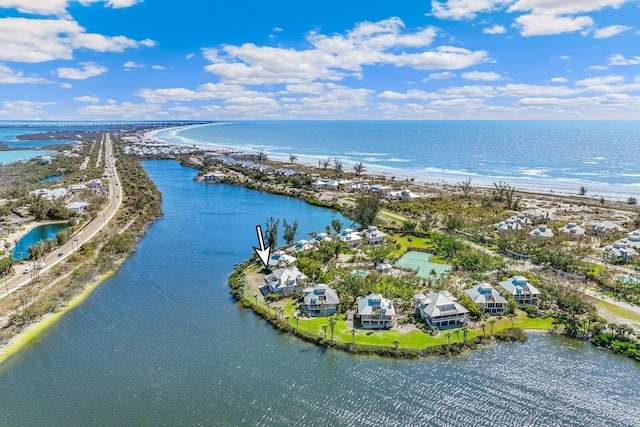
[303,284,340,317]
[264,266,307,293]
[464,283,507,315]
[414,291,469,328]
[357,293,395,329]
[499,276,540,305]
[338,228,362,246]
[529,225,554,238]
[559,222,586,239]
[362,226,386,245]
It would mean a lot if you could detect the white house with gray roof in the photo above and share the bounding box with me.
[267,250,297,268]
[338,228,362,246]
[499,275,540,305]
[303,284,340,316]
[529,225,554,238]
[414,291,469,328]
[264,266,307,294]
[464,283,507,315]
[357,293,395,329]
[363,226,387,245]
[559,222,586,239]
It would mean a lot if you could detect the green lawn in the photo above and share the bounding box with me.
[273,300,552,350]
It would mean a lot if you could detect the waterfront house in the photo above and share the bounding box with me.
[65,201,90,213]
[529,225,554,238]
[414,291,469,328]
[267,250,297,268]
[40,155,52,165]
[499,276,540,305]
[326,180,340,190]
[464,283,507,315]
[264,266,307,294]
[311,179,326,190]
[203,172,225,182]
[287,239,314,254]
[371,184,392,194]
[311,232,332,245]
[363,226,387,245]
[348,182,370,193]
[559,222,586,239]
[338,228,362,246]
[303,284,340,316]
[275,168,297,177]
[356,293,395,329]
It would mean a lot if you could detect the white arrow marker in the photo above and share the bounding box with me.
[253,225,271,268]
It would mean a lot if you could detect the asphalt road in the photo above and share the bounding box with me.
[1,133,122,299]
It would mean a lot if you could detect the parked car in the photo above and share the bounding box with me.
[58,252,64,257]
[23,266,32,274]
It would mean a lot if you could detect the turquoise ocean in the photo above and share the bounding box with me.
[151,121,640,198]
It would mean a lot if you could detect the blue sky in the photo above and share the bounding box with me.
[0,0,639,120]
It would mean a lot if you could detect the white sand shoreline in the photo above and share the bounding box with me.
[145,123,640,201]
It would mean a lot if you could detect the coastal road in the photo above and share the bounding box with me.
[1,133,122,299]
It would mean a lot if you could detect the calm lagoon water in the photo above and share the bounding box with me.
[12,223,70,260]
[0,160,639,426]
[0,150,47,164]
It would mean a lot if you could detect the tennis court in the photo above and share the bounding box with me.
[395,251,452,279]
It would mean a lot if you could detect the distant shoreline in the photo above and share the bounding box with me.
[147,122,640,201]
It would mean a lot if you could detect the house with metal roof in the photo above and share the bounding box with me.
[499,275,540,305]
[264,266,307,294]
[414,291,469,328]
[303,284,340,317]
[356,293,395,329]
[464,283,507,315]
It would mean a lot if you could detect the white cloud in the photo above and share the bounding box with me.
[587,65,609,70]
[593,24,631,38]
[608,54,640,66]
[0,63,49,84]
[549,77,568,83]
[203,18,488,85]
[0,0,68,15]
[514,13,593,36]
[498,83,582,97]
[77,101,162,119]
[508,0,628,16]
[185,53,195,60]
[379,89,437,100]
[60,82,72,88]
[422,71,455,81]
[0,0,144,15]
[124,61,143,68]
[74,95,100,103]
[461,70,504,81]
[152,65,165,70]
[137,82,267,103]
[57,62,107,79]
[430,0,508,20]
[575,75,625,86]
[0,17,154,63]
[509,0,630,36]
[0,100,56,119]
[483,24,507,34]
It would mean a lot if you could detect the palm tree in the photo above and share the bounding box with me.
[295,315,299,332]
[393,339,400,351]
[289,153,297,164]
[328,315,338,342]
[454,329,461,344]
[489,319,496,336]
[445,332,452,345]
[462,326,469,343]
[507,312,516,328]
[481,322,487,338]
[350,328,356,344]
[322,324,328,340]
